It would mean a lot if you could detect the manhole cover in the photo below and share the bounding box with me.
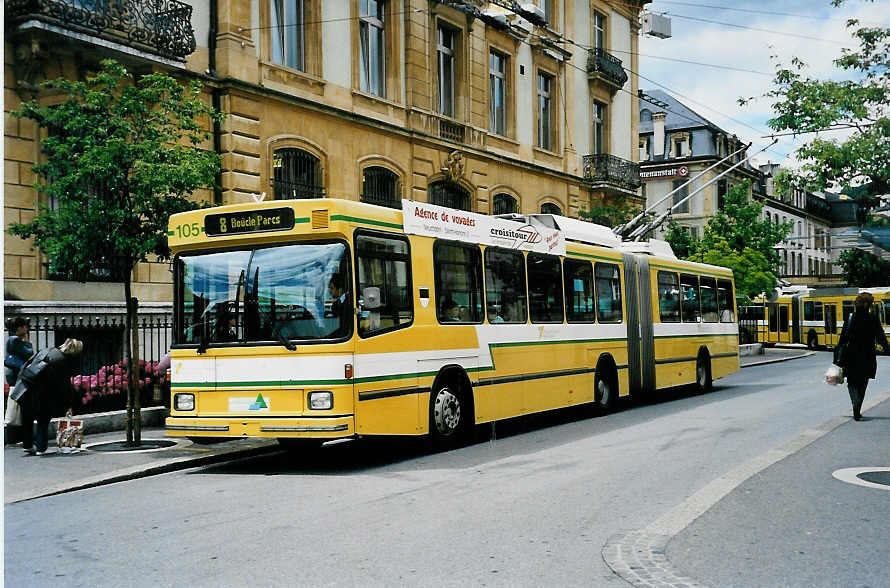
[832,467,890,491]
[86,439,179,453]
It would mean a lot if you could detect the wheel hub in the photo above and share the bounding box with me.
[433,388,461,435]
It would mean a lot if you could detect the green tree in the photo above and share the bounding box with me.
[743,0,889,213]
[838,248,890,286]
[8,60,224,446]
[664,181,791,300]
[580,198,639,228]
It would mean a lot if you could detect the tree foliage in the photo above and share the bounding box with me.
[838,247,890,286]
[580,198,639,228]
[8,59,223,444]
[743,0,889,211]
[664,181,791,300]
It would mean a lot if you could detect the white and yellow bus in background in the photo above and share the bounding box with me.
[743,287,890,349]
[165,199,739,448]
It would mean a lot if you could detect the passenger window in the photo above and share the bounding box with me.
[814,301,823,322]
[842,300,854,324]
[434,241,483,324]
[680,273,700,323]
[657,271,681,323]
[717,279,735,322]
[768,302,778,332]
[355,233,413,337]
[803,301,814,321]
[484,248,527,323]
[700,276,718,322]
[528,253,564,323]
[595,263,623,323]
[564,259,595,323]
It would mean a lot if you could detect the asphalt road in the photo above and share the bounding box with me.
[5,351,888,587]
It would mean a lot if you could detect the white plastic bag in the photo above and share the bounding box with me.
[825,365,844,385]
[4,399,22,427]
[56,418,84,453]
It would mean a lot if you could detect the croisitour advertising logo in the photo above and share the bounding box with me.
[489,224,542,249]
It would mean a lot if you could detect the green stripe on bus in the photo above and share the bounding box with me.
[330,215,403,230]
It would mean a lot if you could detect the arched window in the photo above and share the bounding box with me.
[540,202,561,215]
[361,166,401,209]
[492,193,518,215]
[429,180,470,211]
[272,148,324,199]
[640,108,652,122]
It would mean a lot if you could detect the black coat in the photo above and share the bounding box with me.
[14,347,77,420]
[837,310,890,384]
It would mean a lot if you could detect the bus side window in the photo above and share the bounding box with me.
[356,233,413,336]
[563,259,595,323]
[803,301,814,321]
[657,271,681,323]
[814,301,823,322]
[485,247,527,324]
[434,241,483,324]
[679,273,700,323]
[595,262,622,323]
[842,300,854,325]
[528,253,564,323]
[825,304,836,334]
[717,279,735,322]
[700,276,718,323]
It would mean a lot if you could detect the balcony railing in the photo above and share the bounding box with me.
[586,48,628,89]
[439,119,466,143]
[583,154,641,191]
[6,0,197,61]
[272,180,325,200]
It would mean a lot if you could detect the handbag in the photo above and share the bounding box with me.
[4,352,25,370]
[56,418,84,453]
[4,398,22,427]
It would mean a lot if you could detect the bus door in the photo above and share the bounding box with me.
[824,303,837,346]
[791,296,801,344]
[767,302,779,343]
[779,305,790,343]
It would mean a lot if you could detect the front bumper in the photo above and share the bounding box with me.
[165,415,355,439]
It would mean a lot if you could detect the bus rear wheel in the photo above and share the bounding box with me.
[696,353,712,394]
[807,331,818,350]
[429,381,469,447]
[594,370,615,414]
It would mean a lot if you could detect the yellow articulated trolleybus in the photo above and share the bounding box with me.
[165,198,739,448]
[742,287,890,350]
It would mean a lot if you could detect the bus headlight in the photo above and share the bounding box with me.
[174,393,195,411]
[308,391,333,410]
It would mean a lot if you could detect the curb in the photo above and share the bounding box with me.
[5,439,281,504]
[740,351,816,368]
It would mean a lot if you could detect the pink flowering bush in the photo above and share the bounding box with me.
[71,355,170,415]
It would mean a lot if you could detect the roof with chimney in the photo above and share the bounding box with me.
[638,89,728,134]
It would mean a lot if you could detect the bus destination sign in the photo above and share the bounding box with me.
[205,208,295,236]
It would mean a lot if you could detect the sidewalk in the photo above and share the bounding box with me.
[740,345,817,368]
[4,427,279,504]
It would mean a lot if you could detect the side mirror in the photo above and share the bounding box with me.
[362,286,382,309]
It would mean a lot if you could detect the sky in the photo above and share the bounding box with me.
[637,0,889,169]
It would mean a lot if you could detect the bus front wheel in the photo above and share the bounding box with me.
[594,368,616,414]
[807,331,818,350]
[429,381,469,447]
[696,353,712,394]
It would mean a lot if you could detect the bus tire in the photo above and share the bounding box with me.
[696,351,712,394]
[807,331,818,350]
[429,375,472,448]
[594,359,617,414]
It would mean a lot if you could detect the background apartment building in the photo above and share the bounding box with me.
[5,0,649,310]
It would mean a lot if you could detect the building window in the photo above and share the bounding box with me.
[672,179,689,214]
[429,180,470,211]
[489,50,507,135]
[593,101,606,155]
[540,202,561,215]
[536,0,552,24]
[673,136,688,157]
[639,138,649,161]
[272,148,324,199]
[717,179,727,211]
[537,72,553,150]
[437,25,455,117]
[270,0,304,71]
[593,10,605,49]
[492,193,518,215]
[359,0,385,96]
[361,166,400,209]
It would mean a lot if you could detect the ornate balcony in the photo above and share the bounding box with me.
[6,0,197,61]
[586,48,628,90]
[583,154,641,192]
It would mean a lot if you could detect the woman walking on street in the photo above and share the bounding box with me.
[836,293,890,421]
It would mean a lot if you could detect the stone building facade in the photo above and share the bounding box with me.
[5,0,649,311]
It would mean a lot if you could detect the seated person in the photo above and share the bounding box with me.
[487,305,504,323]
[327,274,348,318]
[459,305,470,322]
[442,299,461,322]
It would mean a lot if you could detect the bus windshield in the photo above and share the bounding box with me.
[175,242,351,346]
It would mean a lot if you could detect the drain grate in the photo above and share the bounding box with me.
[857,471,890,487]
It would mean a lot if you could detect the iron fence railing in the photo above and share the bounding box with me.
[586,48,628,88]
[6,0,197,61]
[583,153,641,190]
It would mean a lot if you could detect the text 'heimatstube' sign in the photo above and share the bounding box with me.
[205,207,296,236]
[401,200,565,256]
